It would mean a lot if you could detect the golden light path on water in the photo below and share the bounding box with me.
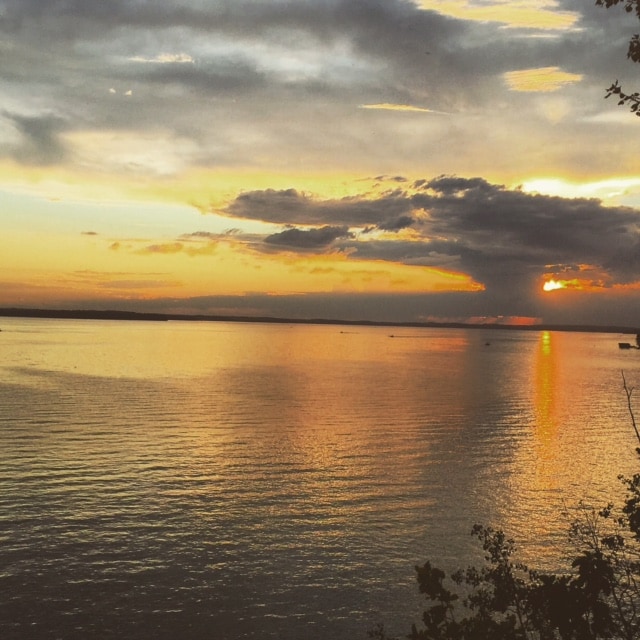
[496,329,639,569]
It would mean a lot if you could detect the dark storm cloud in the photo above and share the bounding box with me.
[413,176,640,288]
[419,176,638,259]
[228,176,640,295]
[264,225,353,250]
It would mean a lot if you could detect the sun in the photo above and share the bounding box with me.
[543,279,565,292]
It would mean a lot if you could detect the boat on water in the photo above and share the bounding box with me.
[619,333,640,349]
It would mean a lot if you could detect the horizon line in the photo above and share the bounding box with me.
[1,307,638,336]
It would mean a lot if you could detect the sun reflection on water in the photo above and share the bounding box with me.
[534,331,559,473]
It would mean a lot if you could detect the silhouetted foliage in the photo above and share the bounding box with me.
[374,374,640,639]
[597,0,640,115]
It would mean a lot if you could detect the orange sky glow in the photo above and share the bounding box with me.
[2,0,640,326]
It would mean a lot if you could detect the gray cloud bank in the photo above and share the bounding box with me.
[1,0,637,174]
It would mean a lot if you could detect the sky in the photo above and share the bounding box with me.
[2,0,640,326]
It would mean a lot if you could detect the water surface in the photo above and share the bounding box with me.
[1,319,639,639]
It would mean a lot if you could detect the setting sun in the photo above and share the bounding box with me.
[543,280,565,292]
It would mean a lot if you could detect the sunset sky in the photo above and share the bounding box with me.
[2,0,640,325]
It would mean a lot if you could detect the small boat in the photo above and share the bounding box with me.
[619,342,633,349]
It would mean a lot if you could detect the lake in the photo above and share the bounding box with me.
[1,318,640,639]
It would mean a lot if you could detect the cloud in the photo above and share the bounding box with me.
[128,53,195,64]
[411,176,640,290]
[181,231,220,240]
[503,66,583,92]
[264,225,353,250]
[374,175,410,183]
[137,239,220,257]
[135,57,268,93]
[359,103,449,114]
[66,130,202,176]
[374,215,416,232]
[224,176,640,304]
[225,188,415,227]
[2,111,67,165]
[139,242,184,255]
[0,0,635,178]
[414,0,580,31]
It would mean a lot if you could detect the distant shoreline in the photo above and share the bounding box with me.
[1,307,638,335]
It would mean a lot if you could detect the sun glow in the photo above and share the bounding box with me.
[543,279,565,292]
[522,177,640,206]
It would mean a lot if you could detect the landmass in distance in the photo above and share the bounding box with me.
[0,307,638,335]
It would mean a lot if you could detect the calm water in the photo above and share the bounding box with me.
[2,318,640,639]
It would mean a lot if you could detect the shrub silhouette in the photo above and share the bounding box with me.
[373,374,640,640]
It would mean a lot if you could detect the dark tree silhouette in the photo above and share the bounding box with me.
[597,0,640,115]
